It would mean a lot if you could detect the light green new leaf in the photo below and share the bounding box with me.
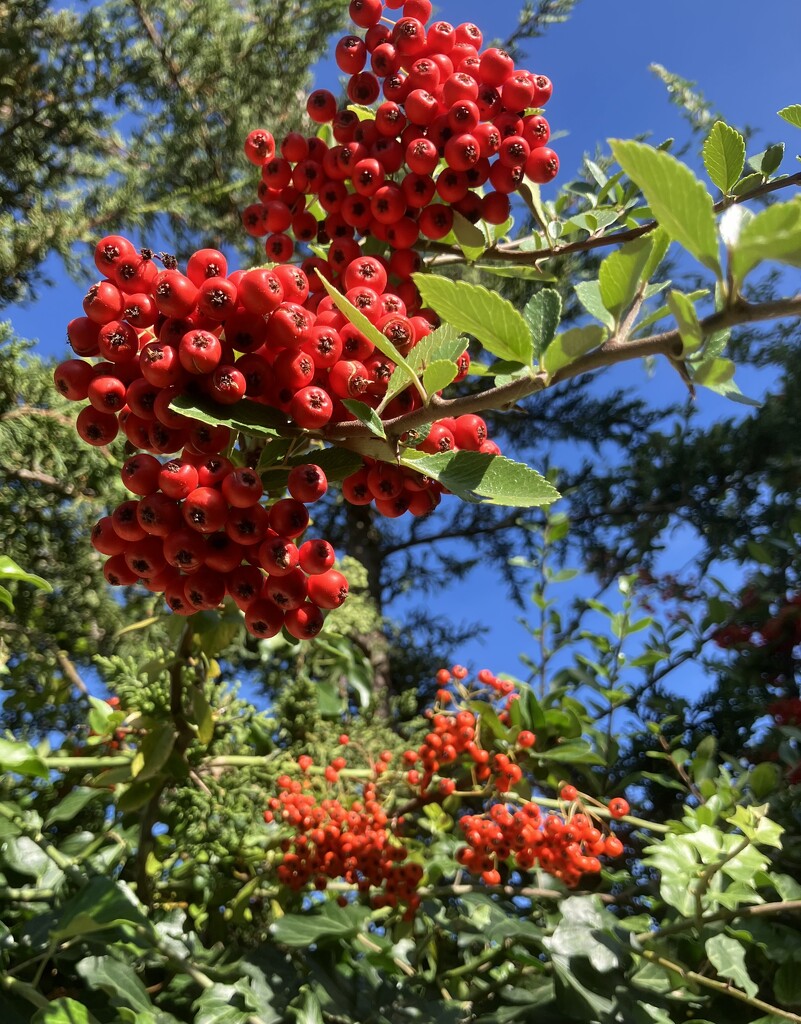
[610,139,720,274]
[642,227,671,281]
[666,290,703,354]
[573,281,614,330]
[341,400,387,440]
[703,121,746,193]
[297,989,325,1024]
[422,359,459,395]
[382,323,466,408]
[0,737,48,778]
[413,273,533,364]
[599,235,654,320]
[476,263,556,282]
[130,723,176,781]
[0,555,52,594]
[705,935,758,997]
[400,450,560,507]
[543,325,606,376]
[731,199,801,283]
[779,104,801,129]
[524,288,563,357]
[693,356,736,388]
[319,276,421,394]
[32,999,101,1024]
[452,210,487,261]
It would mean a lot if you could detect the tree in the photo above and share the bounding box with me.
[2,1,801,1021]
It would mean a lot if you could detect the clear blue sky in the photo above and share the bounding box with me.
[7,0,801,683]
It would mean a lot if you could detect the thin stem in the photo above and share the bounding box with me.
[636,899,801,944]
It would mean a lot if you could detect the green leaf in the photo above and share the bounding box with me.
[51,877,153,941]
[422,359,459,396]
[399,450,560,507]
[0,583,13,612]
[703,121,746,193]
[574,280,614,330]
[408,322,467,370]
[256,437,294,471]
[642,227,671,281]
[610,139,720,274]
[170,394,286,438]
[32,999,100,1024]
[779,104,801,129]
[45,787,103,826]
[452,210,487,261]
[476,263,556,282]
[667,290,704,354]
[287,447,363,481]
[705,934,758,997]
[270,901,371,947]
[319,276,420,393]
[413,273,533,364]
[748,761,780,800]
[341,400,386,439]
[752,142,784,176]
[731,199,801,283]
[731,171,765,197]
[190,689,215,746]
[194,983,252,1024]
[0,555,52,593]
[693,355,735,388]
[775,961,801,1006]
[130,723,175,781]
[296,989,324,1024]
[546,896,619,971]
[543,325,605,376]
[524,288,563,358]
[599,235,654,320]
[0,737,48,778]
[76,956,166,1018]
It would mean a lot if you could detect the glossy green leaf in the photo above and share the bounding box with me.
[45,787,103,826]
[76,956,164,1017]
[610,139,720,274]
[524,288,563,358]
[705,934,758,997]
[546,897,619,971]
[779,104,801,129]
[51,877,152,940]
[599,235,654,320]
[341,400,387,439]
[452,210,487,261]
[130,723,175,781]
[170,394,286,438]
[543,325,605,376]
[667,290,704,354]
[574,280,614,330]
[0,555,52,593]
[476,263,556,282]
[703,121,746,193]
[422,359,458,395]
[270,902,370,947]
[287,447,363,481]
[413,273,533,364]
[0,737,48,778]
[400,450,560,507]
[731,199,801,283]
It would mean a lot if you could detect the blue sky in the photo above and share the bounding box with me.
[7,0,801,686]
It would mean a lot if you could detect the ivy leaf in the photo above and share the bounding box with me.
[422,359,458,395]
[610,139,720,274]
[32,999,101,1024]
[296,989,324,1024]
[543,325,606,376]
[730,199,801,284]
[413,273,533,364]
[270,902,371,947]
[341,400,387,439]
[599,235,654,320]
[0,737,48,778]
[574,280,614,330]
[778,104,801,129]
[51,877,153,941]
[546,896,619,971]
[399,450,560,507]
[170,394,286,438]
[452,210,487,261]
[667,290,704,354]
[705,934,758,997]
[76,956,167,1018]
[524,288,563,358]
[703,121,746,193]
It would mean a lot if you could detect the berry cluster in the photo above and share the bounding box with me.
[243,0,558,270]
[264,752,423,912]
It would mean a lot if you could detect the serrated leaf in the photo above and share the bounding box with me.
[287,447,363,481]
[731,199,801,283]
[705,934,758,997]
[319,276,420,393]
[399,450,559,507]
[599,235,654,320]
[413,273,533,364]
[543,325,605,376]
[731,171,765,196]
[476,263,556,282]
[779,104,801,129]
[750,142,784,176]
[256,437,294,471]
[452,210,487,261]
[610,139,720,274]
[524,288,563,357]
[0,555,52,593]
[422,359,458,395]
[0,738,48,778]
[666,290,703,354]
[170,394,286,438]
[574,280,614,330]
[341,400,386,439]
[703,121,746,193]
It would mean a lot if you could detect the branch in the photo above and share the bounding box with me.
[636,899,801,945]
[324,294,801,443]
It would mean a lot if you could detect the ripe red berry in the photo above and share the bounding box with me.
[609,798,630,819]
[307,569,349,610]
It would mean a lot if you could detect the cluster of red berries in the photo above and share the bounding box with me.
[91,452,347,640]
[457,799,625,888]
[264,752,423,912]
[243,0,558,271]
[714,592,801,652]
